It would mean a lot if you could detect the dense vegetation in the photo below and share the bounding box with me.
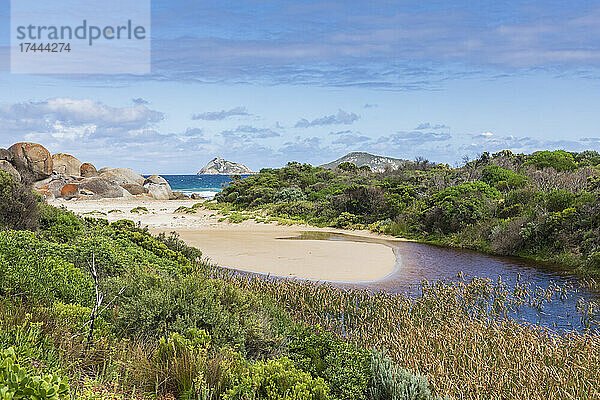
[215,149,600,276]
[1,163,600,399]
[0,170,440,399]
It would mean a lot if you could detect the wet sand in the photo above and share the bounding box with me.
[52,198,397,282]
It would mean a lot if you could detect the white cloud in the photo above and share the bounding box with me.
[0,98,164,138]
[192,106,250,121]
[473,131,494,138]
[295,109,360,128]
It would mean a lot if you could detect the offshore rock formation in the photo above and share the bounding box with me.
[197,157,254,175]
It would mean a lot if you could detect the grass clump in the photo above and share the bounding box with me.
[227,212,250,224]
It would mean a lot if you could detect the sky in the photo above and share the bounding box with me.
[0,0,599,173]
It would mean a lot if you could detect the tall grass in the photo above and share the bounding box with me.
[200,264,600,400]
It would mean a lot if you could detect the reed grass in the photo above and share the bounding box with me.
[200,264,600,400]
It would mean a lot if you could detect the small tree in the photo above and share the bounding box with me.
[337,162,359,172]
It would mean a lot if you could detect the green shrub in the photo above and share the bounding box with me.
[0,231,94,305]
[228,212,250,224]
[223,357,330,400]
[481,165,528,191]
[537,190,576,212]
[155,328,211,362]
[504,189,535,208]
[337,162,358,172]
[288,331,371,400]
[0,171,40,231]
[110,271,286,358]
[334,212,360,229]
[274,188,307,203]
[47,212,83,244]
[156,231,203,262]
[0,347,69,400]
[524,150,577,172]
[368,350,437,400]
[110,223,190,269]
[423,182,501,233]
[270,201,316,220]
[49,302,112,339]
[38,204,84,244]
[574,150,600,167]
[329,185,391,224]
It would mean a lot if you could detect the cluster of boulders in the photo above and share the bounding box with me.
[0,142,186,201]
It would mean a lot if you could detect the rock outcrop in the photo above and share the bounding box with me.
[78,177,132,199]
[34,174,70,200]
[52,153,82,176]
[0,160,21,182]
[197,157,254,175]
[2,142,179,201]
[172,191,189,200]
[60,183,79,200]
[143,175,173,200]
[99,167,145,185]
[121,183,148,195]
[80,163,98,177]
[8,142,53,180]
[0,149,12,161]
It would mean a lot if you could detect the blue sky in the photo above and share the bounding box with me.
[0,0,599,173]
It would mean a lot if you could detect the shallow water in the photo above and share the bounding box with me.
[283,231,600,333]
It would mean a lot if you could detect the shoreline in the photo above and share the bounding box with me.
[52,198,400,282]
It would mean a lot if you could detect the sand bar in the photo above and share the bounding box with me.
[51,198,398,282]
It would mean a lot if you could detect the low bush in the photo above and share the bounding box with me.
[422,182,501,234]
[0,171,40,231]
[0,231,93,305]
[288,330,371,400]
[368,350,438,400]
[223,357,330,400]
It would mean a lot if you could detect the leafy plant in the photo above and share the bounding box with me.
[0,347,69,400]
[288,330,371,400]
[223,357,330,400]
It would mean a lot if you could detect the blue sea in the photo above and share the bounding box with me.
[160,175,249,198]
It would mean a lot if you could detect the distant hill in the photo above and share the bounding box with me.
[197,157,255,175]
[320,152,411,173]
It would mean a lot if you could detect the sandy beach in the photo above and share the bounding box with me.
[51,198,398,282]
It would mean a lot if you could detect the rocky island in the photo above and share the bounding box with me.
[197,156,254,175]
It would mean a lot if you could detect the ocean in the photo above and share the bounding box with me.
[160,174,246,198]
